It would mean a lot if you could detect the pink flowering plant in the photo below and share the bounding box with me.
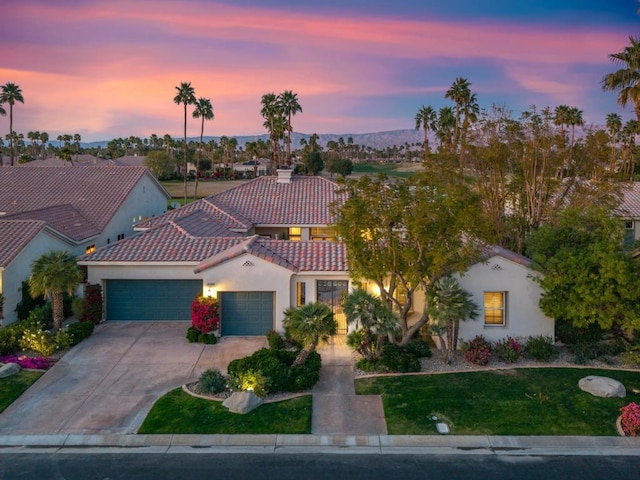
[494,336,524,363]
[191,295,220,333]
[462,335,492,366]
[0,355,55,370]
[620,402,640,436]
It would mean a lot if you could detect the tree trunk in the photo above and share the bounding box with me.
[52,291,64,331]
[292,347,312,367]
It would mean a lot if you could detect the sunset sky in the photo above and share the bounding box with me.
[1,0,638,142]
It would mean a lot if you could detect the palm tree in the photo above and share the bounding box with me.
[435,106,455,154]
[553,104,571,137]
[602,36,640,122]
[173,82,196,203]
[414,105,437,159]
[192,97,214,201]
[0,82,24,166]
[283,302,337,366]
[428,276,478,364]
[40,131,48,159]
[261,92,281,172]
[73,133,81,163]
[606,112,623,171]
[278,90,302,167]
[566,106,584,160]
[29,251,83,331]
[445,77,471,152]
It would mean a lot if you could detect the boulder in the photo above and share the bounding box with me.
[578,375,626,398]
[222,391,263,414]
[0,362,21,378]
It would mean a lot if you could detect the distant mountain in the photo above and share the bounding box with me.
[80,129,424,150]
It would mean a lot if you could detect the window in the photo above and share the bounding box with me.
[484,292,506,326]
[288,227,301,242]
[85,245,96,254]
[117,233,125,241]
[624,221,635,246]
[296,282,306,306]
[311,227,336,242]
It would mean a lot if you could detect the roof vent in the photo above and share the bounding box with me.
[491,264,502,271]
[276,168,293,184]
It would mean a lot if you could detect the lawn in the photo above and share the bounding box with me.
[355,368,640,435]
[352,163,418,178]
[138,388,312,434]
[0,370,44,413]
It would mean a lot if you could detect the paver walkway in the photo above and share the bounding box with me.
[312,337,387,435]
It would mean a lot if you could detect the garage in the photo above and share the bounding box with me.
[220,291,274,336]
[106,279,202,321]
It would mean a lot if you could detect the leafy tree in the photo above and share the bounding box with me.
[192,97,214,200]
[325,155,353,178]
[602,35,640,122]
[144,150,175,179]
[28,251,83,331]
[173,82,196,203]
[0,82,24,166]
[283,302,337,366]
[525,207,640,333]
[302,151,324,175]
[427,276,478,363]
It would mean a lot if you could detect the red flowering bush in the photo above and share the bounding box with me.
[191,295,220,333]
[82,284,103,325]
[0,355,55,370]
[462,335,492,366]
[494,336,524,363]
[620,402,640,436]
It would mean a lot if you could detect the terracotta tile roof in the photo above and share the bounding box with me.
[618,182,640,218]
[138,198,251,231]
[482,245,532,268]
[0,166,163,241]
[0,220,48,267]
[172,210,243,238]
[4,204,100,242]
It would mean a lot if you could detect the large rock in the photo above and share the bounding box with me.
[0,362,21,378]
[578,375,626,398]
[222,391,264,414]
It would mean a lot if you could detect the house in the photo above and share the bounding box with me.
[618,182,640,244]
[80,170,351,334]
[80,170,553,341]
[0,166,170,325]
[232,158,269,177]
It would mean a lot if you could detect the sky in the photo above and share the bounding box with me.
[1,0,638,143]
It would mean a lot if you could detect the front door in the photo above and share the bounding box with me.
[317,280,349,334]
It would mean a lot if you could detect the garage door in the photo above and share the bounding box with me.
[220,292,274,336]
[106,280,202,321]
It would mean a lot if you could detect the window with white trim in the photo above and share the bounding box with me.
[484,291,506,326]
[296,282,306,306]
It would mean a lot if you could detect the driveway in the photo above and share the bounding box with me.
[0,321,266,435]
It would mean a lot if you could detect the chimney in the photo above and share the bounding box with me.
[276,168,293,184]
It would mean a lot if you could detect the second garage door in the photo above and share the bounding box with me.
[220,291,274,336]
[106,279,202,321]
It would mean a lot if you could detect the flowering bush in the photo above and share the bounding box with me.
[462,335,492,366]
[0,355,55,370]
[191,295,220,333]
[82,284,103,325]
[494,336,524,363]
[620,402,640,436]
[19,325,57,357]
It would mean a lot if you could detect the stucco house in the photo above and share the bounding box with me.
[0,166,170,325]
[618,182,640,244]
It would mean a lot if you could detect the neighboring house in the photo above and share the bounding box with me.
[618,182,640,244]
[0,166,170,325]
[233,158,269,177]
[80,170,351,334]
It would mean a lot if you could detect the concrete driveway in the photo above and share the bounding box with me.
[0,321,266,435]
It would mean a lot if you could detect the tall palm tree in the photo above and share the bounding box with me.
[0,82,24,166]
[435,106,456,154]
[414,105,437,159]
[428,276,478,364]
[73,133,81,163]
[29,251,83,331]
[602,36,640,122]
[192,97,214,201]
[40,131,48,159]
[283,302,337,366]
[566,106,584,159]
[173,82,196,203]
[553,104,571,137]
[459,91,479,170]
[445,77,471,152]
[278,90,302,167]
[606,112,623,172]
[261,92,281,172]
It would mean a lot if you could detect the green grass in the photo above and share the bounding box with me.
[0,370,44,413]
[355,368,640,435]
[138,388,312,434]
[352,163,416,178]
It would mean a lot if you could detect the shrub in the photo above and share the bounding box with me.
[379,344,420,373]
[405,339,432,358]
[191,295,219,333]
[199,369,227,395]
[54,330,73,351]
[266,329,285,350]
[228,370,269,397]
[186,326,200,343]
[525,335,558,362]
[198,331,217,345]
[66,321,94,346]
[356,357,376,372]
[621,346,640,366]
[15,280,46,322]
[288,351,321,391]
[462,335,492,366]
[71,298,85,320]
[82,284,103,324]
[570,341,602,365]
[25,304,53,331]
[19,326,57,356]
[494,336,524,363]
[0,355,55,369]
[0,327,21,355]
[555,319,604,345]
[620,402,640,436]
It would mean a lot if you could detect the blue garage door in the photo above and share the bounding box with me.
[106,280,202,321]
[220,292,274,336]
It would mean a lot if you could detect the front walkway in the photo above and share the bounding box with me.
[312,337,387,435]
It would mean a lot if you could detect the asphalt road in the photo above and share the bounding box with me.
[1,453,638,480]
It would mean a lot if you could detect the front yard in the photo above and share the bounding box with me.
[0,370,43,413]
[355,367,640,435]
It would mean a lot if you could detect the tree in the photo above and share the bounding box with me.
[325,155,353,178]
[73,133,81,163]
[606,112,623,172]
[302,150,324,175]
[427,276,478,363]
[602,36,640,122]
[0,82,24,166]
[261,92,285,172]
[278,90,302,166]
[445,77,471,155]
[173,82,196,203]
[525,207,640,333]
[28,251,83,331]
[435,106,455,154]
[567,106,584,160]
[332,167,486,345]
[144,150,175,179]
[192,97,214,201]
[414,105,437,159]
[283,302,337,366]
